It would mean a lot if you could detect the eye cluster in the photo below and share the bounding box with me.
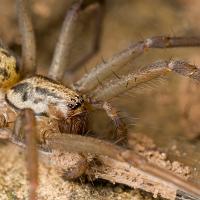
[68,96,84,110]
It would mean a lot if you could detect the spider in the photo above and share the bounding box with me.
[0,0,200,199]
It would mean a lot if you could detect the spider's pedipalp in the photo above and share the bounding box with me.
[17,0,36,77]
[91,60,200,101]
[75,36,200,93]
[91,101,127,144]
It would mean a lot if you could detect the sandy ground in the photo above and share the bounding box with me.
[0,133,190,200]
[0,144,153,200]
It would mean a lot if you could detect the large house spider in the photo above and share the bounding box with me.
[0,0,200,199]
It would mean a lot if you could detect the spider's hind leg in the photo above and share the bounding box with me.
[17,0,37,77]
[68,0,105,73]
[48,0,104,82]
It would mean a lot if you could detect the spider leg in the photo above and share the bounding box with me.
[74,36,200,93]
[17,0,36,77]
[46,133,200,198]
[48,0,83,81]
[13,109,38,200]
[91,60,200,101]
[91,100,127,144]
[67,1,105,73]
[48,0,104,82]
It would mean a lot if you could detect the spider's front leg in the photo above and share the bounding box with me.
[74,36,200,93]
[46,133,200,199]
[16,109,38,200]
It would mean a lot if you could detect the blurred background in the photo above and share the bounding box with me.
[1,0,200,198]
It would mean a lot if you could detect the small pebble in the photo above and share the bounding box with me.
[113,186,123,193]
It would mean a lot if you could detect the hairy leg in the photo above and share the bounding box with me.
[91,60,200,101]
[74,36,200,93]
[17,0,36,77]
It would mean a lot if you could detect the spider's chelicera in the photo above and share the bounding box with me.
[0,0,200,200]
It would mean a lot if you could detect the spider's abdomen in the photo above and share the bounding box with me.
[0,48,20,89]
[6,75,88,134]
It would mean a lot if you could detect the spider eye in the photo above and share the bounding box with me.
[68,103,74,108]
[68,102,82,109]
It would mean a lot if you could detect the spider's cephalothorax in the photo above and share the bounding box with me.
[6,75,88,135]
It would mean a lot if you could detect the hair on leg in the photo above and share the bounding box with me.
[74,36,200,93]
[91,60,200,101]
